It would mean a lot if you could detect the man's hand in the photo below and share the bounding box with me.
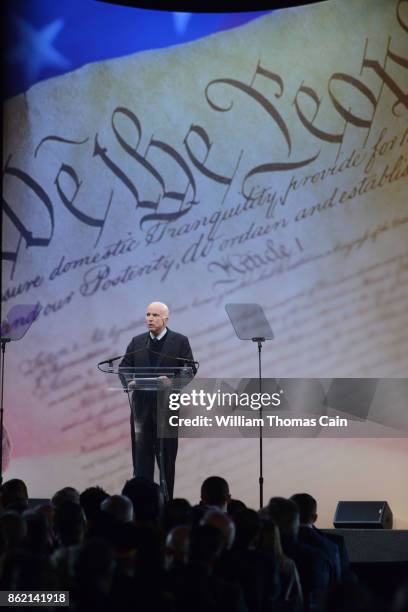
[158,375,172,388]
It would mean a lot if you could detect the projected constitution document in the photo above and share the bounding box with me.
[2,0,408,522]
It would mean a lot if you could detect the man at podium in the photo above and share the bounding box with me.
[119,301,195,500]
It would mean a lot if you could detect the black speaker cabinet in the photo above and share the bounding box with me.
[334,501,393,529]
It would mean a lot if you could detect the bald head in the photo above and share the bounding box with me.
[101,495,134,523]
[165,525,190,569]
[201,509,236,550]
[146,302,169,336]
[148,302,169,317]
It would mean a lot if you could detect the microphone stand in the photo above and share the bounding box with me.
[225,303,273,510]
[252,337,265,509]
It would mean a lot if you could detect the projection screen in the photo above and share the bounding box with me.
[2,0,408,526]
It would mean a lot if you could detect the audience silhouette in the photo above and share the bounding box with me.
[0,476,405,611]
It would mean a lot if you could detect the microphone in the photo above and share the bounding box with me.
[98,356,121,367]
[97,347,148,371]
[98,342,199,373]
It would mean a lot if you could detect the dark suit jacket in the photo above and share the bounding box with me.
[281,534,331,605]
[321,530,358,584]
[119,328,195,371]
[119,328,195,423]
[298,525,341,582]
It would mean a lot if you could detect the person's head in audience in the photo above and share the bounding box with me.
[258,517,285,560]
[122,478,162,523]
[2,550,57,591]
[30,503,56,550]
[201,508,235,550]
[75,538,115,599]
[23,511,50,555]
[162,498,192,534]
[0,511,27,551]
[54,501,86,547]
[267,497,300,537]
[52,486,80,509]
[33,501,55,524]
[101,495,133,523]
[125,524,164,572]
[200,476,231,511]
[79,486,109,523]
[164,525,190,570]
[233,508,261,550]
[227,498,247,517]
[290,493,318,526]
[190,524,224,569]
[1,479,29,513]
